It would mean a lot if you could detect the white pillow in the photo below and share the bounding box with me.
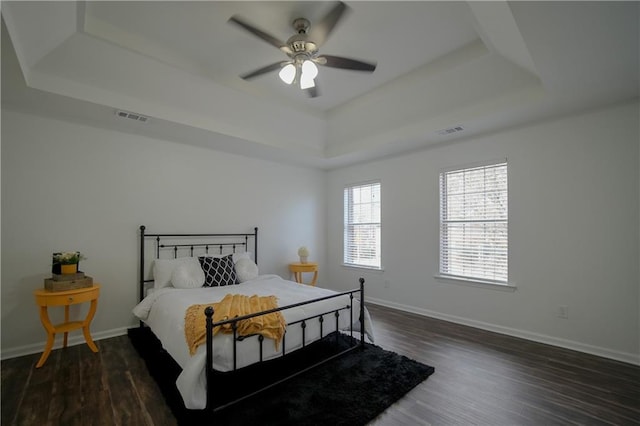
[171,260,206,289]
[153,257,198,289]
[235,258,259,283]
[233,252,252,263]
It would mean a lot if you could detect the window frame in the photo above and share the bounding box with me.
[343,180,382,270]
[437,159,512,288]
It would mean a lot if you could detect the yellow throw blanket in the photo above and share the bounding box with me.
[184,294,286,356]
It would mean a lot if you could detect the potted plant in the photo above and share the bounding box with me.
[53,251,87,274]
[297,246,309,264]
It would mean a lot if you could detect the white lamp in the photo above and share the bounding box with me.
[300,60,318,89]
[279,63,297,85]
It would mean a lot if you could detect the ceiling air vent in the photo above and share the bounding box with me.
[115,110,149,123]
[436,125,464,136]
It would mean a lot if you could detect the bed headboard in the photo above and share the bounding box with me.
[138,225,258,302]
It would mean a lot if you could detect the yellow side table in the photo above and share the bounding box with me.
[33,284,100,368]
[289,262,318,286]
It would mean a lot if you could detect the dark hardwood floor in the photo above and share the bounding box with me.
[2,303,639,425]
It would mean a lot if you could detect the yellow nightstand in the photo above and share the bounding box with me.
[33,284,100,368]
[289,262,318,286]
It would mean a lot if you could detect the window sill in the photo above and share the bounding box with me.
[434,275,516,292]
[342,264,385,273]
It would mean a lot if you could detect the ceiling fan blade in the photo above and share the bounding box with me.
[240,62,286,80]
[309,1,349,46]
[318,55,376,72]
[228,16,286,50]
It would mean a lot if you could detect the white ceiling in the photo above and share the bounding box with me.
[2,1,638,169]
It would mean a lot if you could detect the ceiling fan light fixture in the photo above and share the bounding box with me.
[301,60,318,79]
[299,60,318,89]
[279,63,296,84]
[300,74,316,89]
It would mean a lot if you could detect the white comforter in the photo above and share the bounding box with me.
[132,274,374,409]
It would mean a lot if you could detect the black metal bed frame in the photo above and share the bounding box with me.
[138,225,365,412]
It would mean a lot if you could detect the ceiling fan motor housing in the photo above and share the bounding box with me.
[287,18,318,55]
[287,37,317,55]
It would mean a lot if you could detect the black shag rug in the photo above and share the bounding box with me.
[128,327,434,426]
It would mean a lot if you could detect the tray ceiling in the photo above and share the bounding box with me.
[2,1,638,168]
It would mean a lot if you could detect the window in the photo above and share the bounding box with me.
[344,181,381,269]
[439,160,508,284]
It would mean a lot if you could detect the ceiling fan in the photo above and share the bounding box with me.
[228,1,376,98]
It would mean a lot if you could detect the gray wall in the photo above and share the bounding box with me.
[326,101,639,364]
[1,109,327,358]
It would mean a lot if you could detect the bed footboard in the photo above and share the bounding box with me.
[204,277,366,412]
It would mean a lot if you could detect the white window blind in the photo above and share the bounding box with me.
[439,161,508,283]
[344,182,381,269]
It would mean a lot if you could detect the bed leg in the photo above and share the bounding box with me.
[139,225,146,326]
[205,306,214,411]
[359,277,365,349]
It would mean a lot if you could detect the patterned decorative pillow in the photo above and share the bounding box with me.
[199,254,238,287]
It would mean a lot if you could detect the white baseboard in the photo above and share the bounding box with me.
[5,303,638,367]
[1,326,130,361]
[366,297,640,366]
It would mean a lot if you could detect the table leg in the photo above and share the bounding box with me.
[310,270,318,286]
[36,306,56,368]
[63,305,69,348]
[82,299,99,353]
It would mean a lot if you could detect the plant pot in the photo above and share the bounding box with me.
[299,256,308,264]
[61,264,78,274]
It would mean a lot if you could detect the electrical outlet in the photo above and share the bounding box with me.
[384,280,390,288]
[558,305,569,319]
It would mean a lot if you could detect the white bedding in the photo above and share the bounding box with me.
[132,274,374,409]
